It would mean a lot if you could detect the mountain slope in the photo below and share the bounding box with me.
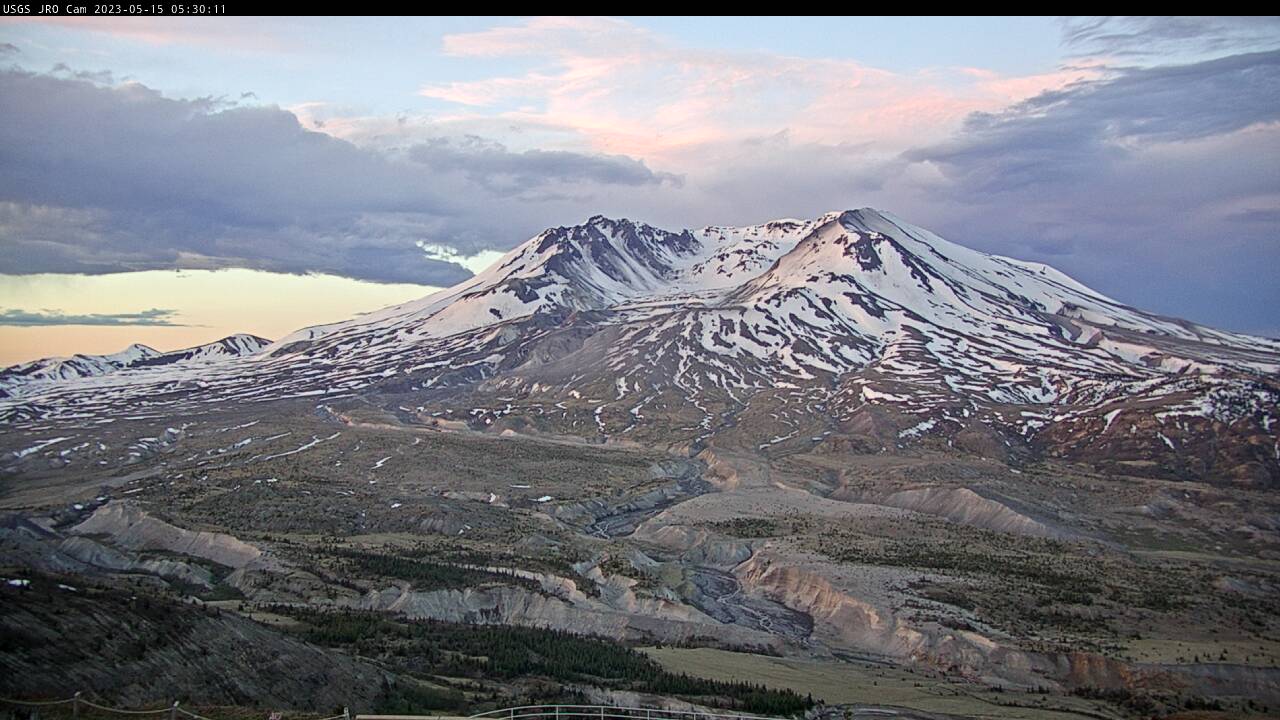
[0,209,1275,484]
[0,333,271,398]
[266,216,819,354]
[267,209,1277,384]
[0,343,161,392]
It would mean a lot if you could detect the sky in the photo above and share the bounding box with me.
[0,16,1278,365]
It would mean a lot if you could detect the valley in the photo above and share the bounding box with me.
[3,209,1278,720]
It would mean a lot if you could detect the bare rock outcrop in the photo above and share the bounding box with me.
[58,536,216,588]
[735,551,926,658]
[354,579,779,650]
[838,486,1062,538]
[70,502,264,569]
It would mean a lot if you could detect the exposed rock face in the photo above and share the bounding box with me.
[734,548,1280,701]
[553,459,709,537]
[838,486,1063,538]
[70,502,265,569]
[58,536,216,587]
[735,551,926,659]
[695,448,769,490]
[353,579,780,650]
[1147,663,1280,705]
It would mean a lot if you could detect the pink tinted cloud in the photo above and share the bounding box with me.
[421,18,1099,167]
[440,16,647,58]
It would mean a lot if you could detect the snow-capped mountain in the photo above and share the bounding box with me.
[269,210,1277,378]
[0,343,161,392]
[132,333,273,367]
[2,210,1276,484]
[267,216,821,353]
[0,334,271,397]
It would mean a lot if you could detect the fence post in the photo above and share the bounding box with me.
[343,707,350,720]
[73,692,82,720]
[169,701,179,720]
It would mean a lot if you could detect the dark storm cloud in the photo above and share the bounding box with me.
[900,50,1280,335]
[1061,17,1280,59]
[910,50,1280,194]
[1,49,1277,336]
[0,307,182,326]
[0,70,444,226]
[0,69,675,285]
[408,136,681,194]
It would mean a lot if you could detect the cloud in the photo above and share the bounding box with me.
[1061,16,1280,59]
[1,20,1276,337]
[0,307,182,326]
[0,68,680,284]
[420,17,1094,165]
[906,50,1280,196]
[906,50,1280,194]
[407,136,681,194]
[50,62,116,84]
[408,24,1280,336]
[897,50,1280,333]
[0,42,18,55]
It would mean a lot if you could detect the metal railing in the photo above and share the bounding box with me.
[469,706,779,720]
[0,695,349,720]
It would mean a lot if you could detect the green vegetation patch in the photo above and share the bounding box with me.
[328,547,544,593]
[267,605,815,717]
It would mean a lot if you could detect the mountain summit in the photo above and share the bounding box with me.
[0,334,271,398]
[2,210,1277,484]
